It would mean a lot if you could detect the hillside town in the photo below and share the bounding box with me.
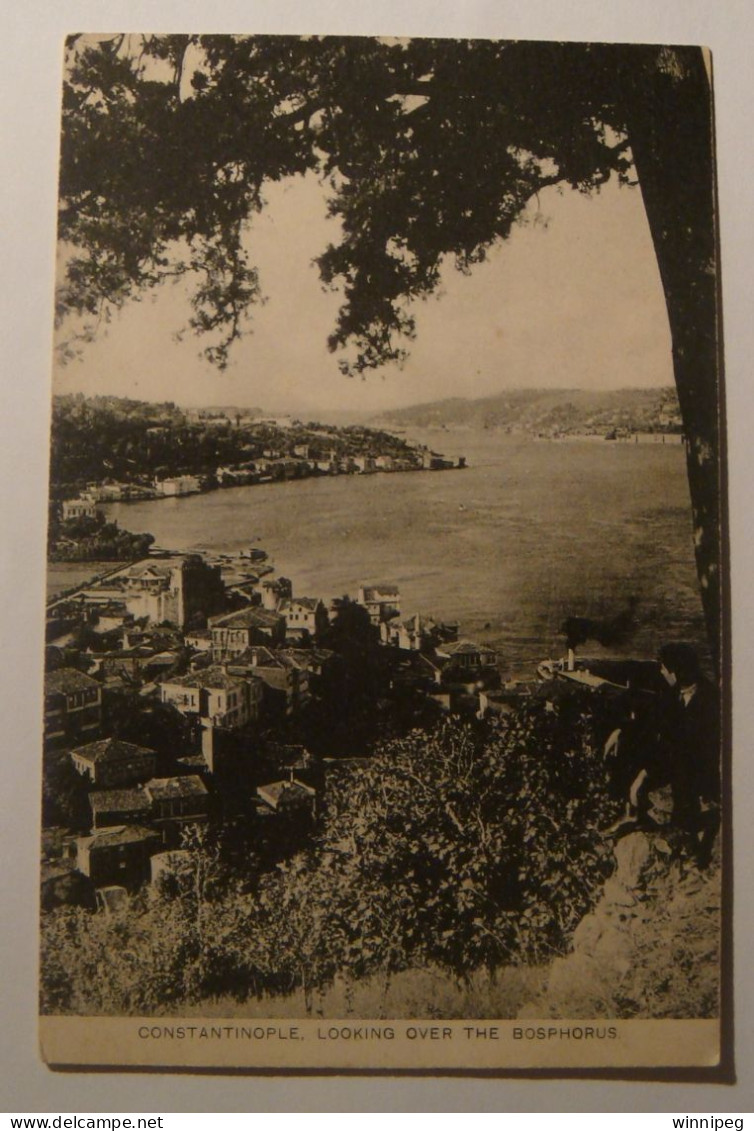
[43,526,666,920]
[42,538,527,912]
[49,394,465,512]
[376,385,685,439]
[41,397,686,924]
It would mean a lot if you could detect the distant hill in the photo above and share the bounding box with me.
[49,393,422,497]
[374,387,682,437]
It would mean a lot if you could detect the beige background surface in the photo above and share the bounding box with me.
[39,1019,721,1073]
[2,0,753,1112]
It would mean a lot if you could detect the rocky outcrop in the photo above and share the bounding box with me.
[519,829,721,1019]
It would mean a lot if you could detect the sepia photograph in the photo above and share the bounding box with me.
[37,33,727,1075]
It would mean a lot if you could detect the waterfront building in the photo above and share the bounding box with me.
[380,612,459,652]
[121,555,226,629]
[61,497,97,521]
[434,639,500,695]
[261,577,293,611]
[356,584,401,626]
[155,475,201,497]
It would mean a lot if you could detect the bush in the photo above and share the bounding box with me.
[40,704,617,1014]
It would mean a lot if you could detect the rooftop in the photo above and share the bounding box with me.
[279,597,323,612]
[76,825,160,850]
[145,775,208,801]
[239,648,295,671]
[89,788,151,813]
[125,560,174,580]
[257,779,316,809]
[70,737,156,763]
[226,646,277,670]
[401,614,440,632]
[209,607,283,630]
[437,640,497,658]
[45,668,100,695]
[279,647,335,668]
[162,665,244,691]
[360,584,399,601]
[100,647,157,660]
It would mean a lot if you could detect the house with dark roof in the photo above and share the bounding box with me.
[70,825,161,888]
[209,606,286,660]
[160,666,262,728]
[278,597,328,642]
[257,776,317,819]
[226,647,311,716]
[435,639,498,669]
[89,787,152,830]
[144,775,209,843]
[278,647,337,681]
[160,665,263,772]
[393,650,446,690]
[91,646,161,683]
[70,737,157,788]
[44,668,102,746]
[434,639,500,694]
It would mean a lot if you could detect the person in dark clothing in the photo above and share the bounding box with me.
[604,643,720,867]
[658,642,720,867]
[602,687,670,816]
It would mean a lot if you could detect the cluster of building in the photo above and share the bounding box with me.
[59,442,465,517]
[42,547,507,911]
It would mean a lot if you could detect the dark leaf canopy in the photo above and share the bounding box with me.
[57,35,683,372]
[56,34,723,677]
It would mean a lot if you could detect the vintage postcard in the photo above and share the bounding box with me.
[39,35,727,1074]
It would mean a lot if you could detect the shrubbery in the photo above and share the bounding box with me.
[40,702,618,1016]
[48,513,155,562]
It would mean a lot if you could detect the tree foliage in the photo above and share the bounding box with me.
[56,35,723,658]
[47,511,155,561]
[42,749,91,831]
[58,37,640,372]
[41,706,617,1016]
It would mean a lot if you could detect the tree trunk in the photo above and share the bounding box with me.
[620,48,724,672]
